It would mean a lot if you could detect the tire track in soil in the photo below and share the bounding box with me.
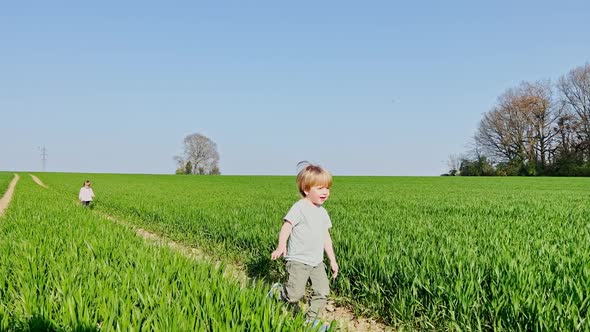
[0,174,20,217]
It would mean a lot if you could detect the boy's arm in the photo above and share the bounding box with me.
[271,221,293,260]
[324,230,339,279]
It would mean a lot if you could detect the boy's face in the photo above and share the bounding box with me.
[305,185,330,206]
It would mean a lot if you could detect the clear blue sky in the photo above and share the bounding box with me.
[1,1,589,175]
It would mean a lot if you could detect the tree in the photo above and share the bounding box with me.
[173,155,185,174]
[475,90,527,163]
[475,80,560,174]
[174,133,220,175]
[446,154,462,175]
[458,156,495,176]
[184,161,193,175]
[549,113,585,175]
[557,63,590,161]
[517,80,561,171]
[209,165,221,175]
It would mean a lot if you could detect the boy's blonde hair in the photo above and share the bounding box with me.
[296,161,332,197]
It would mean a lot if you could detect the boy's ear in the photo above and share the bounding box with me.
[303,190,309,196]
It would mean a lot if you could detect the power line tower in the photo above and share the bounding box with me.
[39,146,48,171]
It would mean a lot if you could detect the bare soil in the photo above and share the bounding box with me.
[30,174,48,188]
[0,174,20,217]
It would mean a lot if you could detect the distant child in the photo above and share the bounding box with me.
[79,180,95,206]
[270,161,339,327]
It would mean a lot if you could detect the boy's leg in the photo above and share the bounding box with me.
[307,263,330,321]
[284,261,312,304]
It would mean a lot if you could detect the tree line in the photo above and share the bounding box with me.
[447,62,590,176]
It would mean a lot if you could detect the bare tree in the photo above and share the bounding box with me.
[459,136,495,175]
[175,133,220,175]
[557,63,590,161]
[476,81,560,170]
[173,155,185,174]
[476,90,526,162]
[519,81,562,168]
[553,113,581,159]
[446,154,462,175]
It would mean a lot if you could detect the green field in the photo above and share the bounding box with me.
[0,175,309,331]
[2,173,590,330]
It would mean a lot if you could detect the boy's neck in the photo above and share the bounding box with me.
[303,197,321,207]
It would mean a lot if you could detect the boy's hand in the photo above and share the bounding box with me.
[271,246,287,260]
[330,260,339,279]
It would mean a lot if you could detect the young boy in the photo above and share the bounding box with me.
[270,161,339,326]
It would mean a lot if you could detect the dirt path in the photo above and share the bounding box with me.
[0,174,20,217]
[30,174,48,188]
[98,211,226,273]
[323,304,390,331]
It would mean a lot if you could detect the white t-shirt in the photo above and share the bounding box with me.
[284,198,332,266]
[79,187,95,201]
